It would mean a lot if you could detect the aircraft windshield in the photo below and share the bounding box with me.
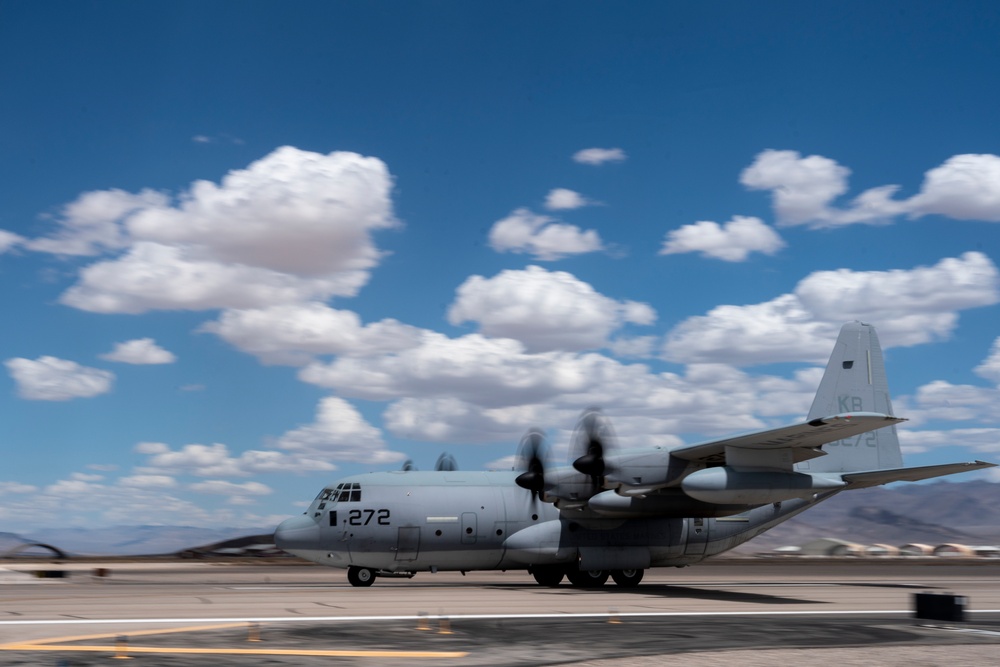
[317,482,361,505]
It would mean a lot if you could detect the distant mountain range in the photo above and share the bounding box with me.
[1,526,273,556]
[735,479,1000,552]
[2,480,998,557]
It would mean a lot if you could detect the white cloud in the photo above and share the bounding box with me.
[447,266,655,352]
[0,229,24,254]
[5,356,114,401]
[277,396,404,465]
[740,150,851,226]
[134,441,337,478]
[572,147,627,165]
[897,428,1000,456]
[43,147,397,313]
[61,242,370,314]
[544,188,590,210]
[741,149,1000,227]
[189,480,272,497]
[0,482,37,495]
[27,189,168,256]
[299,327,824,445]
[100,338,177,364]
[119,474,178,489]
[975,337,1000,384]
[663,252,999,365]
[607,336,658,358]
[488,208,604,260]
[898,380,1000,425]
[659,216,786,262]
[200,302,422,365]
[908,154,1000,221]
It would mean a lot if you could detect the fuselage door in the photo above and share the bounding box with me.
[684,517,710,556]
[395,526,420,561]
[461,512,478,545]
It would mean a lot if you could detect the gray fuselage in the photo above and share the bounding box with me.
[274,469,830,573]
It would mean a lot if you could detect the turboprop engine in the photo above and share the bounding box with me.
[680,467,846,505]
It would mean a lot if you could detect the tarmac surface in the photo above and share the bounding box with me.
[2,558,1000,665]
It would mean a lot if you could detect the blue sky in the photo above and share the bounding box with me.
[2,2,1000,532]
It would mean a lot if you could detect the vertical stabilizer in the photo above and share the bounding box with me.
[798,322,903,473]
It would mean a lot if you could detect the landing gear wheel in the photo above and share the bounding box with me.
[530,565,565,587]
[611,568,644,588]
[347,566,376,587]
[566,569,610,588]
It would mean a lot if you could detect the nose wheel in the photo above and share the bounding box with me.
[347,566,376,587]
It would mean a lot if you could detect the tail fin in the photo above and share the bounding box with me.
[798,322,903,473]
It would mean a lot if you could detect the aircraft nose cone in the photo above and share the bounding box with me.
[274,515,320,552]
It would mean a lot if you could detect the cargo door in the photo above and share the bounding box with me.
[395,526,420,561]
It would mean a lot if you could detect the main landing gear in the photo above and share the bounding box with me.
[529,566,645,588]
[347,566,376,587]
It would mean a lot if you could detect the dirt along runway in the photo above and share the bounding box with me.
[2,558,1000,665]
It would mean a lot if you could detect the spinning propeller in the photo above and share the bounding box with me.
[571,409,617,493]
[515,429,548,497]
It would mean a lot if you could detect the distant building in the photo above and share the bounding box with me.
[898,543,934,557]
[865,543,899,557]
[933,543,975,558]
[797,538,864,557]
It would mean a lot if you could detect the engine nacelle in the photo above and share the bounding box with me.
[680,467,845,505]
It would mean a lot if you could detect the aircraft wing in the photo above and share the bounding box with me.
[840,460,997,489]
[669,413,905,466]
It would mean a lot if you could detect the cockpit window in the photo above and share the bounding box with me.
[321,482,361,504]
[337,482,361,502]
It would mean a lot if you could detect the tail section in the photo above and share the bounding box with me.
[798,322,903,473]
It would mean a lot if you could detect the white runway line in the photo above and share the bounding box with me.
[3,608,1000,627]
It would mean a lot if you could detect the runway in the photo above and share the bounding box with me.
[2,559,1000,665]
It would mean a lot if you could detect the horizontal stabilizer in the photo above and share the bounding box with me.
[671,413,904,465]
[841,460,997,489]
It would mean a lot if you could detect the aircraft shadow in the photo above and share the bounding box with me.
[489,583,823,605]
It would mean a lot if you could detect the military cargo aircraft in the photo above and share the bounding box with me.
[275,322,995,587]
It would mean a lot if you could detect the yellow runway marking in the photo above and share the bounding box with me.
[1,621,468,659]
[3,622,247,646]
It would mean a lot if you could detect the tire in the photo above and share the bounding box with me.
[610,568,644,588]
[566,569,610,588]
[347,566,376,587]
[530,565,565,587]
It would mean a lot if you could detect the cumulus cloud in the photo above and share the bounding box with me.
[741,149,1000,227]
[573,147,627,165]
[189,480,272,498]
[27,189,168,256]
[908,154,1000,221]
[544,188,590,210]
[897,429,1000,456]
[663,252,999,365]
[975,337,1000,384]
[119,474,178,488]
[133,398,400,475]
[488,208,604,260]
[36,147,397,313]
[659,216,786,262]
[298,327,830,445]
[5,356,114,401]
[100,338,176,364]
[200,302,422,365]
[447,266,656,352]
[276,396,404,464]
[134,441,337,477]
